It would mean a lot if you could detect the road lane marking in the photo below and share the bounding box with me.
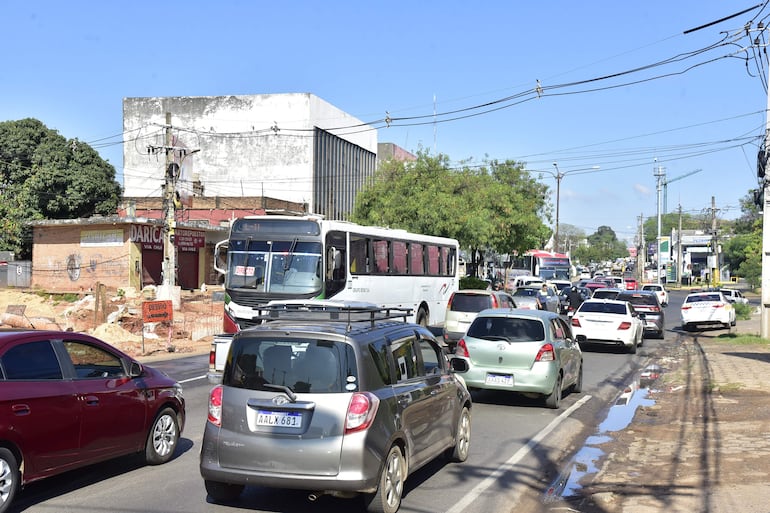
[179,375,208,383]
[446,394,593,513]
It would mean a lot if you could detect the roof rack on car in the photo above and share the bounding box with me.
[254,300,413,331]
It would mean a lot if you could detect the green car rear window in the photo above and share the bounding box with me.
[467,317,545,342]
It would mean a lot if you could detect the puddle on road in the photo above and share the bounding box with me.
[543,365,659,504]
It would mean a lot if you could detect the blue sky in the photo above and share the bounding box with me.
[3,1,768,245]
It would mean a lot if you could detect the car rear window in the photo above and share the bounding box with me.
[466,316,545,342]
[686,294,722,303]
[450,293,491,312]
[225,338,357,393]
[579,302,627,315]
[617,293,657,306]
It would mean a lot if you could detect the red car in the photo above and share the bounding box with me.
[624,278,638,290]
[0,330,185,512]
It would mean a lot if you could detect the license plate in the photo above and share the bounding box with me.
[256,410,303,428]
[485,373,513,386]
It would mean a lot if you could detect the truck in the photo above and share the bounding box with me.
[207,334,234,384]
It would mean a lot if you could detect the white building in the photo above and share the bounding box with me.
[123,93,378,219]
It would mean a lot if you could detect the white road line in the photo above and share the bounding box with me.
[446,394,593,513]
[179,375,208,383]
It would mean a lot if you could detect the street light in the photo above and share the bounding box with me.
[538,163,600,253]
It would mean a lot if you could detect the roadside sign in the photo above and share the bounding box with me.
[142,300,173,323]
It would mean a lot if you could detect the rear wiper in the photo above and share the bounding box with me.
[264,384,297,402]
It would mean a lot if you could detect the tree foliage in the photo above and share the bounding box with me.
[572,225,628,264]
[723,191,763,287]
[0,118,122,258]
[350,150,551,272]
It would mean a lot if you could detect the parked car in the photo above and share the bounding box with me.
[681,291,736,331]
[718,288,749,305]
[641,283,669,307]
[200,301,472,513]
[453,308,583,409]
[591,288,623,300]
[615,290,665,339]
[0,330,185,513]
[570,299,644,353]
[443,289,517,352]
[558,286,591,315]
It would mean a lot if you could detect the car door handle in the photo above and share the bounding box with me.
[82,395,100,406]
[11,404,30,416]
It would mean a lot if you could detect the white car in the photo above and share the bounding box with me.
[681,291,736,331]
[570,299,644,354]
[719,288,749,305]
[641,283,669,307]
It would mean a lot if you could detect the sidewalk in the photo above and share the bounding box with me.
[565,305,770,513]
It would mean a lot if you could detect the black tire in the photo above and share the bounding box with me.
[205,480,244,502]
[731,318,737,327]
[145,407,180,465]
[628,338,637,354]
[572,362,583,394]
[449,407,471,462]
[544,373,563,409]
[364,445,405,513]
[0,448,19,513]
[415,307,428,327]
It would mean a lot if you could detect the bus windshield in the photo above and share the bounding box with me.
[227,240,323,295]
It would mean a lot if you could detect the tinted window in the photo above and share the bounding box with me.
[226,338,357,393]
[419,338,443,375]
[580,302,627,314]
[617,293,657,306]
[391,335,419,382]
[450,293,491,312]
[2,340,62,380]
[63,340,124,379]
[467,316,545,342]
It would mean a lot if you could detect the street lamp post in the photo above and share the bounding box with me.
[539,163,600,254]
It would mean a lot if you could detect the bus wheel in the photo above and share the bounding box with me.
[416,307,428,327]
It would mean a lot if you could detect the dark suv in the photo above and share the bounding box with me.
[615,290,665,338]
[200,300,472,513]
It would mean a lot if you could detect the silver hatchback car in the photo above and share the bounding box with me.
[200,301,472,513]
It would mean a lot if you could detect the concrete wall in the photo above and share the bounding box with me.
[123,94,377,217]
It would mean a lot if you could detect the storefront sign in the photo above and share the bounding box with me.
[81,229,124,247]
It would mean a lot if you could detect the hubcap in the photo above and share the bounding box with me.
[0,459,12,503]
[153,414,177,456]
[384,451,403,507]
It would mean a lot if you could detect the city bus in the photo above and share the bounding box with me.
[213,214,460,333]
[508,250,572,281]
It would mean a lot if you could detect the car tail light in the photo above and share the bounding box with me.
[535,343,555,362]
[223,309,241,334]
[447,292,456,310]
[712,304,725,309]
[208,385,223,427]
[345,392,380,434]
[618,321,632,330]
[681,305,692,311]
[456,338,470,358]
[490,295,499,308]
[571,317,581,327]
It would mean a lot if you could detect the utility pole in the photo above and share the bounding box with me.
[654,163,665,284]
[677,205,683,288]
[710,196,719,288]
[163,112,177,290]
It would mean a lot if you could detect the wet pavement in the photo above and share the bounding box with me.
[524,299,770,513]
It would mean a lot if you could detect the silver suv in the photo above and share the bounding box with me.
[199,300,472,513]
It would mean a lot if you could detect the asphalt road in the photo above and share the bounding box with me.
[10,304,686,513]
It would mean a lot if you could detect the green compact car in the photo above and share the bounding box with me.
[453,308,583,409]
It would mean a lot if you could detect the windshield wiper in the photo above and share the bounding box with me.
[264,384,297,402]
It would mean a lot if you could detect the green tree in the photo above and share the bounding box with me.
[572,225,627,263]
[723,191,762,287]
[350,151,550,274]
[642,211,706,244]
[0,118,122,258]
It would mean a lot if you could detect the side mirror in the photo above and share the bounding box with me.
[129,361,143,378]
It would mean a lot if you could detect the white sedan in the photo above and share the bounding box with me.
[681,291,736,331]
[570,299,644,354]
[641,283,669,307]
